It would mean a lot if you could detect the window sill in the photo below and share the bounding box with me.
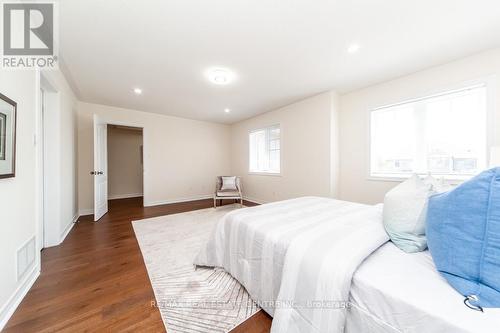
[367,173,473,185]
[248,172,282,177]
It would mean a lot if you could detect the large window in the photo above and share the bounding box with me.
[370,85,488,179]
[249,125,280,174]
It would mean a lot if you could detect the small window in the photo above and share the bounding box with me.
[249,125,280,174]
[370,85,488,179]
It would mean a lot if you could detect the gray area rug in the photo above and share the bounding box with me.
[132,205,260,333]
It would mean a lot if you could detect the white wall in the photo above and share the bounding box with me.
[0,71,39,330]
[77,102,231,213]
[230,91,339,203]
[0,68,77,329]
[339,48,500,204]
[107,126,143,199]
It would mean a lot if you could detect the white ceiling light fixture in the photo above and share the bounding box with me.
[347,43,361,54]
[224,108,231,113]
[207,68,235,85]
[133,88,143,95]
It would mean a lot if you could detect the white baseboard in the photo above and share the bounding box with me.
[0,265,40,331]
[58,214,78,244]
[108,193,143,200]
[243,196,267,205]
[81,194,217,213]
[144,195,213,207]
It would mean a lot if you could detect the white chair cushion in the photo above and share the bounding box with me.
[221,176,237,190]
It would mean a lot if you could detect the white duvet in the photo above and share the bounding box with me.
[194,196,389,333]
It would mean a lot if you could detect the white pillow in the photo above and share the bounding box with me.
[383,174,435,253]
[221,176,237,191]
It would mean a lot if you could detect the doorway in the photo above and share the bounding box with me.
[92,116,144,221]
[107,125,144,201]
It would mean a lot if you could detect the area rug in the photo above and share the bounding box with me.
[132,205,260,333]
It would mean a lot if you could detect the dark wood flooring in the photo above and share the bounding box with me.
[4,197,271,333]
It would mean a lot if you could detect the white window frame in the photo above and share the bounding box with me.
[248,124,282,176]
[367,78,495,183]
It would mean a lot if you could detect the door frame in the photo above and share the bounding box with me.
[36,85,45,251]
[92,117,146,221]
[36,72,60,249]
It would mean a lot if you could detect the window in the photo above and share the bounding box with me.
[370,85,488,179]
[249,125,280,174]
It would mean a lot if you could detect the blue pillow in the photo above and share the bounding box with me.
[427,167,500,309]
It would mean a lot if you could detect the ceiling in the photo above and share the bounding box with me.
[59,0,500,124]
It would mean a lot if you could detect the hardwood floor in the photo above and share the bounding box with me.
[4,197,271,333]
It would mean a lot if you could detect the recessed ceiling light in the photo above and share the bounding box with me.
[133,88,143,95]
[224,108,231,113]
[347,43,361,54]
[207,68,235,85]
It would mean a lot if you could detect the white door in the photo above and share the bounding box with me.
[93,115,108,221]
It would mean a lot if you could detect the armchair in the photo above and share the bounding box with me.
[214,176,243,208]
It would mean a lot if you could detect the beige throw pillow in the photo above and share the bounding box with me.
[221,176,237,191]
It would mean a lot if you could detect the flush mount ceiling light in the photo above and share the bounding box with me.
[207,68,235,85]
[224,108,231,113]
[133,88,143,95]
[347,43,361,54]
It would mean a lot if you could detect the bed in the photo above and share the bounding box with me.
[347,243,500,333]
[194,196,500,333]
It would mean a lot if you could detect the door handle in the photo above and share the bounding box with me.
[97,171,104,175]
[90,171,96,175]
[90,171,104,175]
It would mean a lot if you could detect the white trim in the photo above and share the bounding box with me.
[0,266,40,331]
[108,193,144,200]
[366,174,468,186]
[58,214,78,244]
[242,196,267,205]
[144,195,213,207]
[35,70,44,253]
[85,194,250,211]
[247,172,282,177]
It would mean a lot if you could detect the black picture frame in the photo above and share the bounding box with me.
[0,92,17,179]
[0,112,6,160]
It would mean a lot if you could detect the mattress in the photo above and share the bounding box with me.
[346,242,500,333]
[197,197,500,332]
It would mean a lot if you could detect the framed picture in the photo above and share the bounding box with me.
[0,93,17,178]
[0,113,5,160]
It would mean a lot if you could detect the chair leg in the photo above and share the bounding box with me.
[240,198,243,207]
[214,197,216,208]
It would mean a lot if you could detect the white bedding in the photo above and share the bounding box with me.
[347,243,500,333]
[194,196,500,332]
[194,196,389,332]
